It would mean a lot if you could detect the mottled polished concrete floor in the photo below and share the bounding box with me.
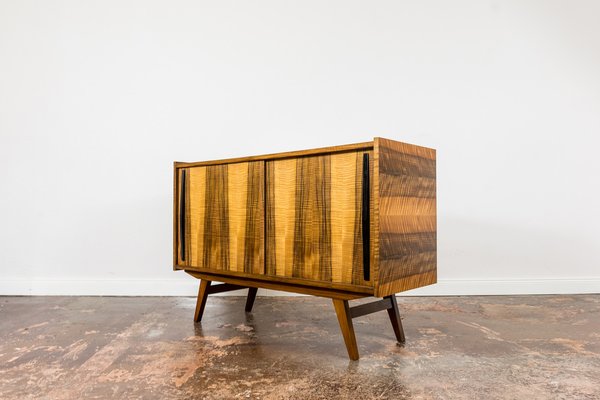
[0,295,599,399]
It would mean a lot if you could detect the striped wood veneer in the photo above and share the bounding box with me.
[374,138,437,296]
[265,151,373,286]
[177,161,265,275]
[174,137,436,297]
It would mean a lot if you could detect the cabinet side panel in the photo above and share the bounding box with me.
[375,138,437,297]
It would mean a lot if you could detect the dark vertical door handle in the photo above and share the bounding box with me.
[362,153,370,281]
[179,169,186,262]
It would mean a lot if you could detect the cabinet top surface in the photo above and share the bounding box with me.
[174,139,376,168]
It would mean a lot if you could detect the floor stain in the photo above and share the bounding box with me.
[0,295,599,399]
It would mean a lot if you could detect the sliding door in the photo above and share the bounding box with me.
[176,162,264,274]
[265,151,373,286]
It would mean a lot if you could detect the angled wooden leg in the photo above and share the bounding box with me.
[332,299,359,360]
[245,287,258,312]
[194,279,211,322]
[385,295,405,343]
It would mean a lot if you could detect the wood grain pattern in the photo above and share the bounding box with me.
[292,155,331,282]
[377,270,437,298]
[332,299,359,360]
[193,279,211,322]
[374,137,437,297]
[175,137,437,361]
[265,152,373,286]
[177,161,264,273]
[385,295,406,343]
[182,264,374,294]
[175,137,436,298]
[172,164,179,270]
[175,141,373,168]
[186,271,368,300]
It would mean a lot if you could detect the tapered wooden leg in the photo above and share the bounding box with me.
[385,295,405,343]
[245,287,258,312]
[194,279,211,322]
[332,299,359,360]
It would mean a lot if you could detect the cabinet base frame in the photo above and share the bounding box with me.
[193,281,258,322]
[187,271,405,360]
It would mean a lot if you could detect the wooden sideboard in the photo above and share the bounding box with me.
[173,137,436,360]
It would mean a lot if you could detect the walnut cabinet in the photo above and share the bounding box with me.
[173,137,436,360]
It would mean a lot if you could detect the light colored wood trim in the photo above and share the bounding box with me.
[186,271,368,300]
[181,265,374,295]
[175,141,374,168]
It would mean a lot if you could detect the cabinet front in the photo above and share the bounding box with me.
[265,151,373,287]
[176,161,264,274]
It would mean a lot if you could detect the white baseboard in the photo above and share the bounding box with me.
[0,278,598,296]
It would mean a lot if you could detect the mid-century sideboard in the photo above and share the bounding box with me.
[173,137,436,360]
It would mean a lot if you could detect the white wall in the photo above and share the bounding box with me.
[1,0,599,296]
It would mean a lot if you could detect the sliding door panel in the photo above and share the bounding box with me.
[176,161,264,274]
[266,151,373,286]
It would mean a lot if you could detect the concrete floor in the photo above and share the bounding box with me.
[0,295,599,399]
